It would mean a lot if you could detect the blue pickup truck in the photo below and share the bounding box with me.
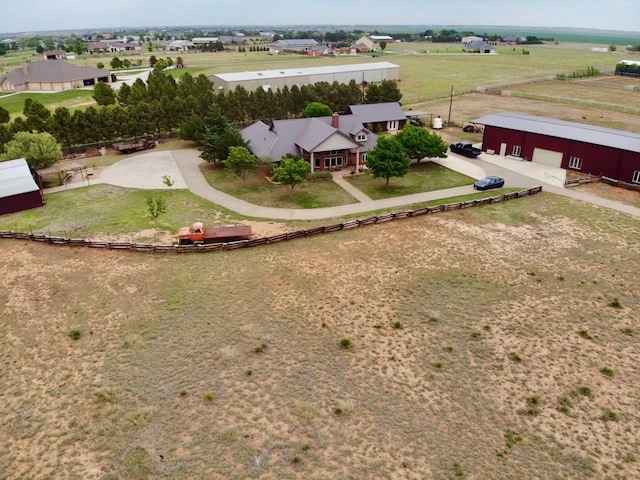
[450,142,482,158]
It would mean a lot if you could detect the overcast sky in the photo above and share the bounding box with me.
[1,0,639,34]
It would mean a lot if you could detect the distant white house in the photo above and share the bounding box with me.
[462,36,483,44]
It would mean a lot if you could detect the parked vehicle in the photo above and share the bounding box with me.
[450,142,482,158]
[112,139,157,154]
[473,176,505,191]
[178,222,252,245]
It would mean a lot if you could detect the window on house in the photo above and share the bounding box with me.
[632,170,640,184]
[361,153,367,163]
[387,120,398,131]
[327,150,341,155]
[324,157,343,168]
[356,132,367,142]
[512,145,522,157]
[314,157,320,169]
[568,156,583,170]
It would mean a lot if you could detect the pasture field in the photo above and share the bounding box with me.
[1,192,639,479]
[0,41,626,113]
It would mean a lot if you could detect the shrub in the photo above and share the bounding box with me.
[578,329,593,340]
[246,370,253,376]
[609,297,622,308]
[68,329,81,340]
[600,366,615,377]
[577,386,593,398]
[509,352,522,362]
[307,171,332,181]
[621,327,635,336]
[203,392,214,402]
[558,395,573,414]
[392,321,403,329]
[601,408,618,422]
[339,338,354,350]
[434,362,443,370]
[254,343,268,353]
[179,389,187,397]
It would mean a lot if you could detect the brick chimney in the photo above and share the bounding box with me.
[331,113,339,129]
[21,61,29,75]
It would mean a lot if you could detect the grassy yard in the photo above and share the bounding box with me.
[0,185,246,240]
[199,163,358,208]
[345,162,475,199]
[0,89,95,116]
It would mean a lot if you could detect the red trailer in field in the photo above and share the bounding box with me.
[178,222,252,245]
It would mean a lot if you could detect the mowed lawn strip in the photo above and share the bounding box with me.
[199,163,358,208]
[0,185,248,238]
[344,162,475,199]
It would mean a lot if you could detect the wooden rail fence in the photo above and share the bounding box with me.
[0,187,543,254]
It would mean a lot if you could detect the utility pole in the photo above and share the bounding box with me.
[447,85,454,126]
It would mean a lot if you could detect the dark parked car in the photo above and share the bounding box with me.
[450,142,482,158]
[473,176,505,191]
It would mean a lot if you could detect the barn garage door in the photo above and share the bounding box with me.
[532,148,563,168]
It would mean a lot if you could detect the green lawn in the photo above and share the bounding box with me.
[0,186,246,238]
[0,89,95,116]
[345,162,474,199]
[199,163,358,209]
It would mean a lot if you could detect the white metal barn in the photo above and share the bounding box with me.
[209,62,400,93]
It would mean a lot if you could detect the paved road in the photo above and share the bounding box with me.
[47,148,640,220]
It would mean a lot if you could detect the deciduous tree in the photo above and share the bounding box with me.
[303,102,333,117]
[272,154,309,199]
[395,125,448,161]
[224,146,258,185]
[365,136,410,187]
[5,131,62,169]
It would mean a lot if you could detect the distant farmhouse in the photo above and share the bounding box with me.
[352,35,394,53]
[167,39,196,52]
[209,62,400,93]
[474,112,640,185]
[269,39,319,54]
[503,35,526,44]
[241,102,407,172]
[0,60,110,92]
[461,36,483,45]
[42,49,66,60]
[464,41,496,54]
[85,41,141,53]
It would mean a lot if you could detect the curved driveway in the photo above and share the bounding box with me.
[94,148,640,220]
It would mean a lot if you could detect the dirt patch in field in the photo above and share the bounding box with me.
[1,193,639,479]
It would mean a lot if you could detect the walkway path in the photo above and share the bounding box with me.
[331,171,372,202]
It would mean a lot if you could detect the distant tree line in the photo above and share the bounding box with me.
[0,66,402,154]
[615,62,640,76]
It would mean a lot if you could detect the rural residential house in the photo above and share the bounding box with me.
[43,50,67,60]
[474,112,640,184]
[241,113,380,172]
[241,102,410,172]
[463,41,496,54]
[503,35,526,44]
[461,36,483,45]
[353,35,394,52]
[0,60,110,92]
[269,39,318,54]
[85,41,141,53]
[0,158,44,216]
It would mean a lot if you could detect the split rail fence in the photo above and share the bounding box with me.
[0,187,543,254]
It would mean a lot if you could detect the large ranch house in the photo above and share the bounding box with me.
[474,113,640,184]
[269,39,318,54]
[209,62,400,93]
[0,60,111,92]
[241,102,408,172]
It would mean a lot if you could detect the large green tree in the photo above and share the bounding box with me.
[303,102,333,117]
[5,131,62,169]
[93,81,116,106]
[0,106,10,124]
[224,146,258,185]
[272,154,309,199]
[395,125,448,161]
[365,136,410,187]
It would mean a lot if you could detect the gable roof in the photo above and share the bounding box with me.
[348,102,406,123]
[241,114,376,160]
[0,158,40,198]
[272,39,318,47]
[473,113,640,154]
[4,60,108,86]
[464,41,496,52]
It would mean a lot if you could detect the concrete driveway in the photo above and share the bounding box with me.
[99,151,187,189]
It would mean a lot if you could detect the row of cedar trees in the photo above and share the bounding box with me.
[0,68,402,153]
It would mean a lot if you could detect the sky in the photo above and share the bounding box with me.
[1,0,639,34]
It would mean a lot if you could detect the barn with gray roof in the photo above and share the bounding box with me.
[473,112,640,184]
[209,62,400,93]
[0,159,44,216]
[0,60,110,92]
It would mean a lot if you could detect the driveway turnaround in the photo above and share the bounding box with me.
[85,148,640,221]
[100,151,188,190]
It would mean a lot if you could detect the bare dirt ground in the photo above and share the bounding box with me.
[1,193,638,480]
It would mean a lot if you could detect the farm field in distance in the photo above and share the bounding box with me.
[1,193,639,479]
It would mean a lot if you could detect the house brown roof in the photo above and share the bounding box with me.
[3,60,109,86]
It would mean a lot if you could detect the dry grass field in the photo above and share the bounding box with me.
[1,193,639,480]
